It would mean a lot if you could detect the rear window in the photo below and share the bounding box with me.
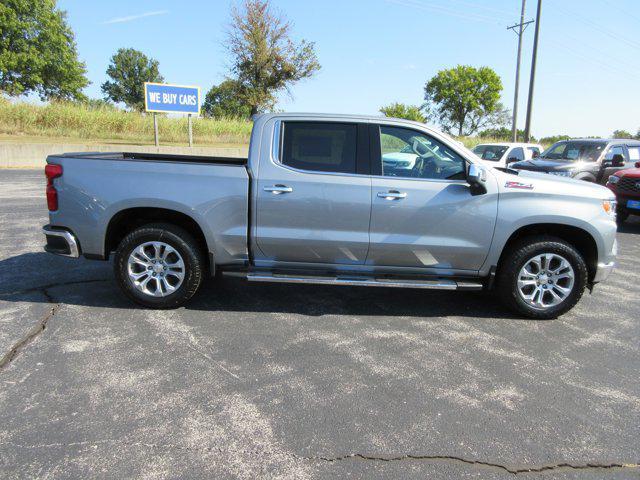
[281,122,357,174]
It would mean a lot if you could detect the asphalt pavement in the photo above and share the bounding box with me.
[0,169,639,479]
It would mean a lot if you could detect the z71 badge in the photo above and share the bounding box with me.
[505,181,534,190]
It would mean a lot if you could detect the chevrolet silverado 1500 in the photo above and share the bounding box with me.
[42,113,617,319]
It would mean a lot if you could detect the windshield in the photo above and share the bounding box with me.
[540,141,606,162]
[472,145,508,162]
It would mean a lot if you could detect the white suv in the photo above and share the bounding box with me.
[473,142,543,168]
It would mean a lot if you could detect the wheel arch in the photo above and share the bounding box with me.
[105,207,210,265]
[495,223,599,282]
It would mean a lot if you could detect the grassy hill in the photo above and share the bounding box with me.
[0,100,252,147]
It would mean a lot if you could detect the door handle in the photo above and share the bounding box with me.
[264,185,293,194]
[377,190,407,200]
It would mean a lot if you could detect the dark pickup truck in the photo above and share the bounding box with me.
[511,138,640,184]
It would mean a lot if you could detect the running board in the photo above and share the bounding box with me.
[244,273,483,291]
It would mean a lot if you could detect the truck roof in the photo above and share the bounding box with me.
[562,138,640,145]
[255,112,430,128]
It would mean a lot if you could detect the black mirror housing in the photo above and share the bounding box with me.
[611,154,625,167]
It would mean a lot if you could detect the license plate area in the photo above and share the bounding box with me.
[627,200,640,210]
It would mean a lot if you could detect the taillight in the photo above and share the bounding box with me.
[45,164,63,211]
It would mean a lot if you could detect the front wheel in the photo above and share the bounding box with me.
[113,223,205,308]
[496,236,588,319]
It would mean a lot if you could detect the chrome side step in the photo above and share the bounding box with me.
[244,273,483,291]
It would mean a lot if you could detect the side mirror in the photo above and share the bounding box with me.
[507,157,519,164]
[532,151,540,158]
[636,161,640,169]
[611,153,625,167]
[468,164,487,195]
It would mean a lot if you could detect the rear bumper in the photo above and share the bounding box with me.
[43,225,80,258]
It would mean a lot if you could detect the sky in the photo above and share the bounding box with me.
[56,0,640,138]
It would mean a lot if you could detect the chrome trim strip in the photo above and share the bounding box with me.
[246,273,482,290]
[42,226,80,258]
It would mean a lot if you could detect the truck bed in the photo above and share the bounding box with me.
[47,152,250,265]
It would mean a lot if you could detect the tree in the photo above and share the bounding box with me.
[478,127,531,142]
[424,65,508,136]
[227,0,320,115]
[0,0,88,100]
[379,103,426,122]
[539,134,570,145]
[202,80,252,118]
[612,129,634,139]
[101,48,163,111]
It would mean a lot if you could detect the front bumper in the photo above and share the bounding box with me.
[593,261,615,283]
[43,225,80,258]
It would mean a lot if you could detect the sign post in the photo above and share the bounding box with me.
[153,113,159,146]
[144,82,201,147]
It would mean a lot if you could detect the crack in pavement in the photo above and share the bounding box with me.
[304,453,640,475]
[0,286,60,373]
[1,440,638,475]
[0,278,111,372]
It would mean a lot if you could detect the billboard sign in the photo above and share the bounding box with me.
[144,82,200,115]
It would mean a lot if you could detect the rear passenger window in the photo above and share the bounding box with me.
[510,147,525,161]
[281,122,357,174]
[628,146,640,161]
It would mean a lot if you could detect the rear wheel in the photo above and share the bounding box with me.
[496,236,587,319]
[114,223,205,308]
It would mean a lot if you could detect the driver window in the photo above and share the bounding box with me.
[604,145,625,161]
[379,126,466,180]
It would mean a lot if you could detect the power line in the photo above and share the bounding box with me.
[598,0,640,25]
[550,0,640,51]
[384,0,504,25]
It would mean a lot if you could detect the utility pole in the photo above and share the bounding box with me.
[524,0,542,142]
[507,0,533,142]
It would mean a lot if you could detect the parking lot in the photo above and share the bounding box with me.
[0,169,639,478]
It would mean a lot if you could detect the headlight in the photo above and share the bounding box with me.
[548,171,572,177]
[602,200,617,216]
[607,175,620,184]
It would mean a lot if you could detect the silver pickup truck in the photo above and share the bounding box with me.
[42,113,617,319]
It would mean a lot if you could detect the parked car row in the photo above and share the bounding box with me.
[472,142,543,168]
[474,138,640,224]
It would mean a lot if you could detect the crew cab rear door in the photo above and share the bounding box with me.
[367,124,498,272]
[254,120,371,265]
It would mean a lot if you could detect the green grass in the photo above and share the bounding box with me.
[0,99,252,146]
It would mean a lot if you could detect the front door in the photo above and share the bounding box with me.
[367,125,498,272]
[600,144,629,183]
[255,121,371,265]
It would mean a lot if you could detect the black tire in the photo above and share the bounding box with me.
[113,223,205,309]
[496,236,588,320]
